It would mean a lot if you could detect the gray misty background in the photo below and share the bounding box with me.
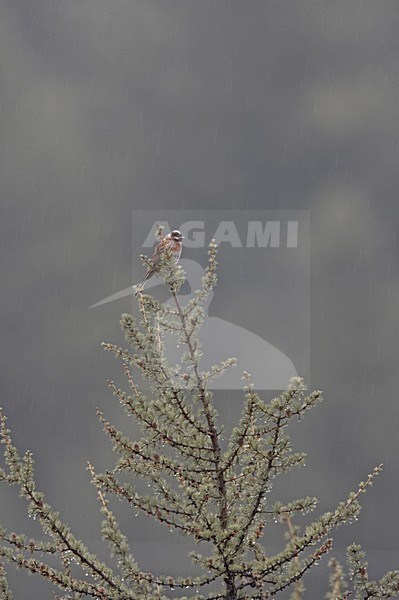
[1,2,399,598]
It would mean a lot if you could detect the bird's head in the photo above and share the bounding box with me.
[170,230,185,242]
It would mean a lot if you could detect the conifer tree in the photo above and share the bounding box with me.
[1,232,398,599]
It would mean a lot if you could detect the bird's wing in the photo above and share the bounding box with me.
[149,239,174,267]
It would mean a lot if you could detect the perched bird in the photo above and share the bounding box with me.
[134,230,184,295]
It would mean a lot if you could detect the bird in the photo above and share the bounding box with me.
[134,230,185,295]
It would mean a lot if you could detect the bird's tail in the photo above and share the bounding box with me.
[134,281,145,296]
[134,270,152,296]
